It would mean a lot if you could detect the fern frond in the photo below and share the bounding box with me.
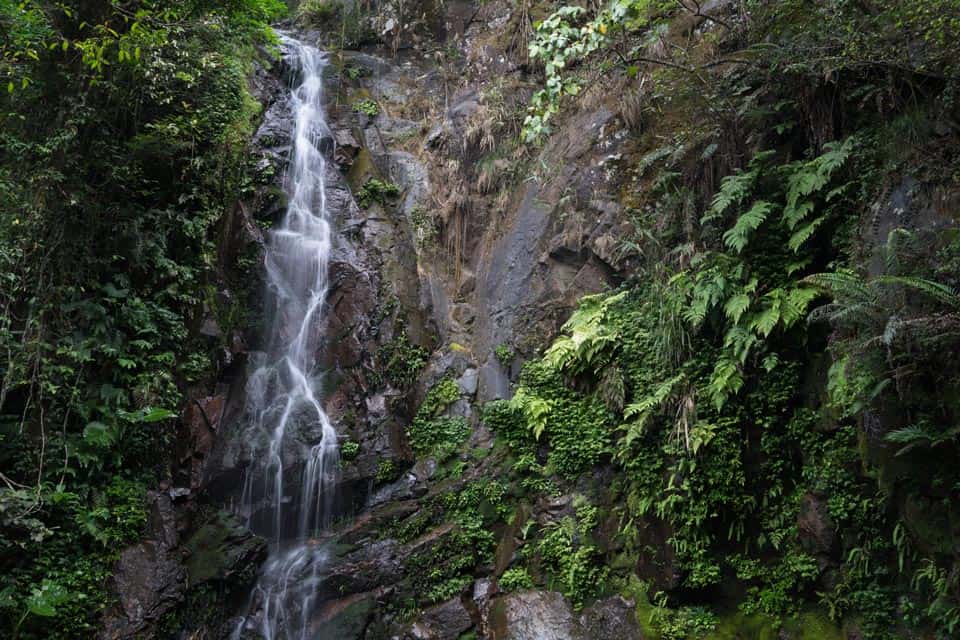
[623,374,684,445]
[724,293,752,325]
[884,424,935,457]
[706,170,758,221]
[707,358,743,410]
[750,294,782,338]
[783,287,820,327]
[722,200,774,253]
[543,337,576,370]
[814,138,854,177]
[723,325,759,363]
[787,215,826,253]
[782,199,815,230]
[509,388,552,440]
[874,276,960,309]
[804,271,877,305]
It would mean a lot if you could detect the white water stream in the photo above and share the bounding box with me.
[232,35,340,640]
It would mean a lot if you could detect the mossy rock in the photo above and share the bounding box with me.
[706,612,782,640]
[183,511,266,586]
[318,594,376,639]
[346,147,380,193]
[780,612,845,640]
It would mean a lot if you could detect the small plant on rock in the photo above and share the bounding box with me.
[356,178,400,209]
[340,440,359,461]
[499,567,534,592]
[495,343,513,367]
[352,98,379,117]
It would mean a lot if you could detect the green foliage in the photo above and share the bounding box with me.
[499,566,534,592]
[408,377,469,462]
[0,1,282,636]
[516,0,960,635]
[482,399,530,452]
[403,480,506,608]
[375,459,400,484]
[509,360,613,477]
[352,98,379,117]
[534,501,608,608]
[376,328,429,389]
[649,602,718,640]
[356,178,400,209]
[523,1,670,142]
[494,343,513,367]
[340,440,360,461]
[344,64,367,80]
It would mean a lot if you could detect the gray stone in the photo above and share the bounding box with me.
[99,493,187,640]
[578,596,644,640]
[487,591,577,640]
[410,597,474,639]
[458,367,479,395]
[486,591,642,640]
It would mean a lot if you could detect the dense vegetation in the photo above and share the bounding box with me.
[0,1,283,636]
[471,1,960,638]
[2,0,959,639]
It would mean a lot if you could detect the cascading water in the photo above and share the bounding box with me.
[232,34,340,640]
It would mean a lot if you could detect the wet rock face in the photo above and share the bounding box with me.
[486,591,643,640]
[798,492,838,558]
[100,494,184,640]
[410,597,474,639]
[100,495,266,640]
[140,0,643,635]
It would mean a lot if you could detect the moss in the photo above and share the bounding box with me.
[705,612,782,640]
[779,612,845,640]
[320,595,376,638]
[346,147,379,192]
[183,511,264,586]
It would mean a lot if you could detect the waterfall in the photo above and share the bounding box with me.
[232,34,340,640]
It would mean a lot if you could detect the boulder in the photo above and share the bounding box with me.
[797,492,837,557]
[99,493,183,640]
[485,591,643,640]
[409,597,474,639]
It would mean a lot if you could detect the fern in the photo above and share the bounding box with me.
[723,325,759,364]
[703,170,758,223]
[885,422,960,457]
[804,270,877,305]
[724,293,752,325]
[545,291,628,373]
[722,200,774,253]
[509,387,552,441]
[623,373,684,446]
[782,138,853,230]
[874,276,960,309]
[787,215,826,253]
[783,287,819,326]
[707,357,743,410]
[749,293,782,338]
